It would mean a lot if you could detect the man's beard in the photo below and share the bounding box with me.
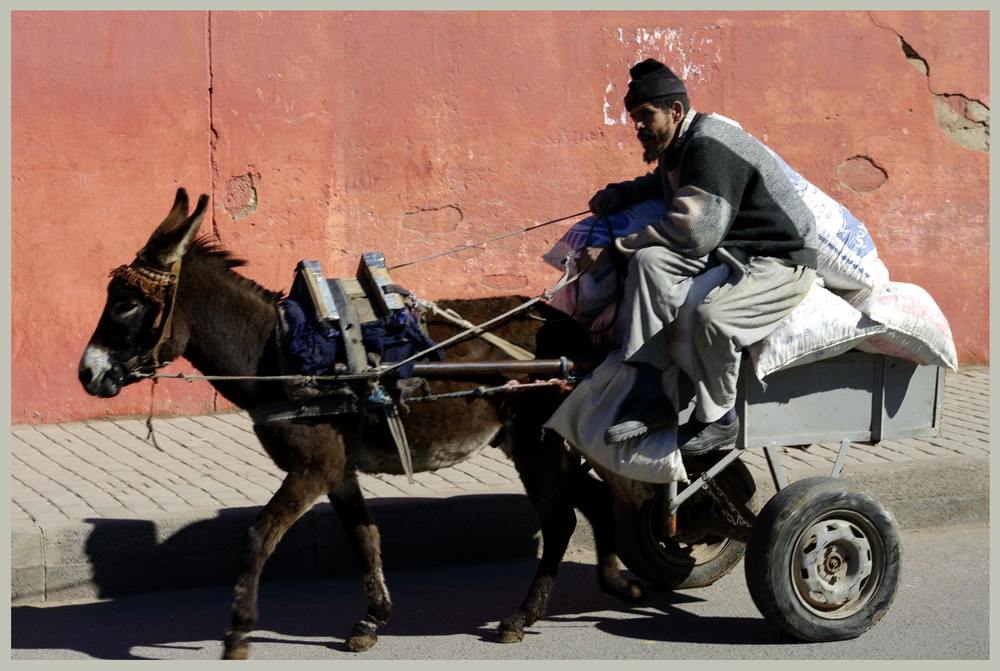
[639,130,670,163]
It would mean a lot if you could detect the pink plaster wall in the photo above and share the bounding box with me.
[10,10,989,424]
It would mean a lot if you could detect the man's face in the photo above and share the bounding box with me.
[629,101,684,163]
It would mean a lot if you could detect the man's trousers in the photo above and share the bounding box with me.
[620,245,815,424]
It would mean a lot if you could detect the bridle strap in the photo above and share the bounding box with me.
[110,258,182,375]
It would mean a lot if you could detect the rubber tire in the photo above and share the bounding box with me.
[614,456,759,589]
[744,476,902,642]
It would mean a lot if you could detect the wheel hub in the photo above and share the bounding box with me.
[823,548,844,573]
[793,518,875,615]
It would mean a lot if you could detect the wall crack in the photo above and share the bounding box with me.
[870,14,989,153]
[207,11,221,239]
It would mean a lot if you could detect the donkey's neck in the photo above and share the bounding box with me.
[174,243,284,408]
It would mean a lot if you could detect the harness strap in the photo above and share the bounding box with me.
[401,261,580,366]
[247,387,416,483]
[248,395,362,424]
[382,404,415,483]
[424,303,536,361]
[111,259,182,374]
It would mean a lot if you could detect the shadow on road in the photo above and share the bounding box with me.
[65,492,542,603]
[12,557,776,659]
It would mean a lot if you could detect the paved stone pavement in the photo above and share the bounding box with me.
[10,365,989,605]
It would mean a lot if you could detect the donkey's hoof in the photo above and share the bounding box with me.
[222,645,250,660]
[222,630,251,659]
[496,626,525,644]
[344,621,379,652]
[344,634,377,652]
[601,574,646,603]
[620,579,646,602]
[496,615,526,644]
[344,633,377,652]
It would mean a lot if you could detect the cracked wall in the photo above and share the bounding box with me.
[900,36,990,152]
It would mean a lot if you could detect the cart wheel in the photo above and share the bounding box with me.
[744,476,902,642]
[614,456,758,589]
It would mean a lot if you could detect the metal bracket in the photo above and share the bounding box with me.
[763,444,790,491]
[830,439,851,478]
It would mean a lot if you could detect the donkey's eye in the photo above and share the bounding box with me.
[113,302,143,320]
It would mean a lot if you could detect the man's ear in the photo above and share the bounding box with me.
[672,100,686,121]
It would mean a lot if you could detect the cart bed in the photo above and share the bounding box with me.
[736,351,945,449]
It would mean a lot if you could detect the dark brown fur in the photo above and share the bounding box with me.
[78,189,642,659]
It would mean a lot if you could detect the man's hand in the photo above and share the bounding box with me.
[588,187,625,215]
[575,246,612,274]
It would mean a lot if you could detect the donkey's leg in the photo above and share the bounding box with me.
[498,428,579,644]
[223,470,329,660]
[569,466,645,602]
[328,474,391,653]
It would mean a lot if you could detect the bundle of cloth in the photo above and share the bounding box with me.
[542,116,957,483]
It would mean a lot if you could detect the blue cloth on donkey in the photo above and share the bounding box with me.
[277,275,443,380]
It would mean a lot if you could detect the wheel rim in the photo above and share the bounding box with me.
[648,523,730,566]
[790,510,884,618]
[646,482,733,567]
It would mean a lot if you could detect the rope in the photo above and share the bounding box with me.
[143,368,582,391]
[400,378,578,403]
[386,295,546,372]
[140,211,594,393]
[139,208,593,442]
[373,262,581,375]
[144,377,164,451]
[143,362,584,395]
[141,260,585,387]
[387,210,589,270]
[141,371,376,383]
[422,303,536,361]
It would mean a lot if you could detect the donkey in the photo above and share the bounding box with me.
[78,188,642,659]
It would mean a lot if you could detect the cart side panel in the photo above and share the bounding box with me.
[877,356,946,440]
[738,352,945,448]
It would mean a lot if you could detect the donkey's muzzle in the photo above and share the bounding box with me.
[78,345,126,398]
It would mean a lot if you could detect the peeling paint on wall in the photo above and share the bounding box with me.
[222,171,259,220]
[603,26,722,125]
[899,36,929,76]
[898,35,990,152]
[933,94,990,152]
[837,155,889,192]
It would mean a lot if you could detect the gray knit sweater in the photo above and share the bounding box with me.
[610,110,818,269]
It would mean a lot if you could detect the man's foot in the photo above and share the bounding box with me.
[679,418,739,455]
[604,397,677,444]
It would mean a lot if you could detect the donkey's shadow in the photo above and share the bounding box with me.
[12,551,766,660]
[10,492,563,658]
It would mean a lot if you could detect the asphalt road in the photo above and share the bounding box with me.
[10,524,989,660]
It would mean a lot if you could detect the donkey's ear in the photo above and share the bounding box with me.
[138,188,210,268]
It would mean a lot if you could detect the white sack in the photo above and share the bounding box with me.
[747,282,888,379]
[845,282,959,370]
[542,199,669,274]
[715,114,890,292]
[778,158,890,291]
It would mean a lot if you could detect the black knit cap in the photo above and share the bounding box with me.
[623,58,687,111]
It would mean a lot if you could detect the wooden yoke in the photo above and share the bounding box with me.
[293,253,404,374]
[292,253,417,479]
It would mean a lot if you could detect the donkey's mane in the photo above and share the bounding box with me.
[188,236,284,303]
